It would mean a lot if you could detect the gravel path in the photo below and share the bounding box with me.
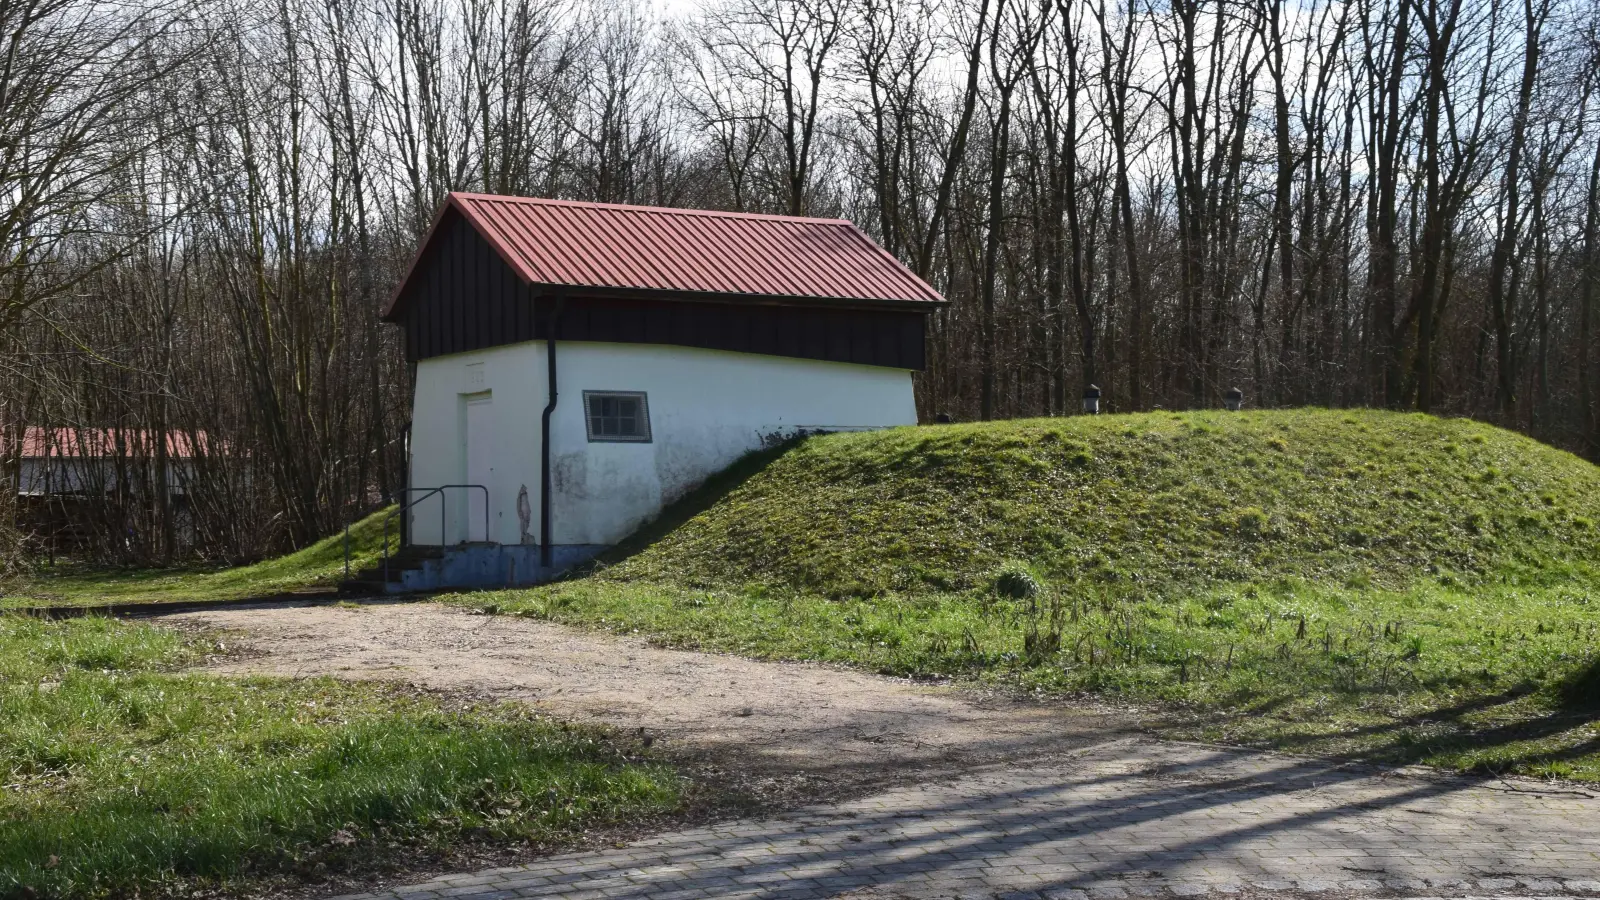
[164,601,1129,793]
[156,601,1600,900]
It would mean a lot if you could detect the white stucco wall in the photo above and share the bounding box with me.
[407,341,917,548]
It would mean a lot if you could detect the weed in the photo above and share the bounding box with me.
[992,561,1043,600]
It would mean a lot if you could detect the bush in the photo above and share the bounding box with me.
[992,561,1042,600]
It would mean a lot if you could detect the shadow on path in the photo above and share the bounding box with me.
[342,738,1600,900]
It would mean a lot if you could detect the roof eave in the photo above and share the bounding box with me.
[541,283,946,311]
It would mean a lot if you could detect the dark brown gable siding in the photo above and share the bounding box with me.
[397,212,927,370]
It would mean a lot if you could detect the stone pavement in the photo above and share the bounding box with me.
[335,738,1600,900]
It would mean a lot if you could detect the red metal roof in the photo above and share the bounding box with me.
[384,193,944,318]
[10,427,210,459]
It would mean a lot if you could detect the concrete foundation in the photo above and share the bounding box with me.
[390,543,608,593]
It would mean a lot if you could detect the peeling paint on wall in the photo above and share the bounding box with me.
[516,484,533,544]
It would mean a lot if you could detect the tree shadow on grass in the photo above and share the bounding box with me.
[1249,662,1600,779]
[1559,655,1600,711]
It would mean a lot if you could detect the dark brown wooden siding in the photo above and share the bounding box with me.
[395,210,928,370]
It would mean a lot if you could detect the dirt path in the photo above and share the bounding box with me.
[157,601,1600,900]
[162,601,1131,795]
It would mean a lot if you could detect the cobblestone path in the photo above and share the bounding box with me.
[335,738,1600,900]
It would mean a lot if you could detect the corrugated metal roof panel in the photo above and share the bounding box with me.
[384,193,944,319]
[12,427,210,458]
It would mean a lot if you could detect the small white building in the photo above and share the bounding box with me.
[381,193,943,587]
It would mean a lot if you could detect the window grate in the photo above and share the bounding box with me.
[583,391,651,442]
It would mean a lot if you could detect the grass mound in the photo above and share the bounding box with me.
[610,409,1600,597]
[1,507,398,608]
[0,615,679,898]
[461,410,1600,781]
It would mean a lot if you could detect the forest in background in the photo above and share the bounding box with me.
[2,0,1598,565]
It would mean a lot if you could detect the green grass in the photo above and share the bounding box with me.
[449,409,1600,781]
[0,507,397,609]
[599,408,1600,596]
[0,615,681,899]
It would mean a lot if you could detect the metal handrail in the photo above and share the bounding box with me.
[340,485,490,584]
[382,484,490,582]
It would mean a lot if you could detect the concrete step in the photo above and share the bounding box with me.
[339,578,391,595]
[345,544,605,593]
[343,546,447,594]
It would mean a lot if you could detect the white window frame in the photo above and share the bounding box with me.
[582,391,652,443]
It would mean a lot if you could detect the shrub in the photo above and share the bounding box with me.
[991,561,1042,600]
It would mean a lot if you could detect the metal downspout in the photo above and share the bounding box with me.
[539,296,566,569]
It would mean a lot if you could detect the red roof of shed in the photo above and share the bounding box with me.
[383,193,943,319]
[12,427,210,459]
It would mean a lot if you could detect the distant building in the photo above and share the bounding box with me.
[381,193,944,587]
[7,426,213,554]
[11,427,203,497]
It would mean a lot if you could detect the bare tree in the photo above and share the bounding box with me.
[12,0,1600,565]
[0,0,200,335]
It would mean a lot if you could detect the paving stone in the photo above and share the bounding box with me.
[330,741,1600,900]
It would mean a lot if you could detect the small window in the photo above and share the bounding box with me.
[583,391,651,442]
